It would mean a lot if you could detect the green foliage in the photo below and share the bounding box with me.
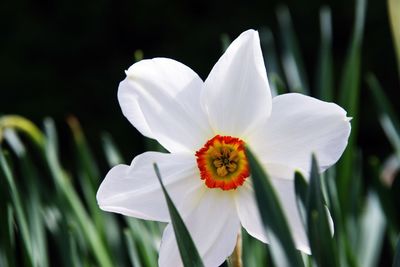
[394,237,400,267]
[305,157,338,267]
[388,0,400,77]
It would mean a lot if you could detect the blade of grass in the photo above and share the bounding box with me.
[68,231,82,267]
[153,163,204,267]
[241,230,270,267]
[336,0,367,213]
[43,118,113,267]
[366,73,400,159]
[369,156,399,250]
[246,148,304,267]
[0,149,15,267]
[294,172,308,227]
[0,203,15,267]
[123,229,143,267]
[67,116,100,184]
[388,0,400,77]
[316,6,334,101]
[259,27,285,96]
[101,132,124,166]
[0,149,34,266]
[356,192,386,267]
[4,130,49,267]
[68,118,128,265]
[276,5,309,94]
[394,236,400,267]
[307,155,338,267]
[126,218,159,267]
[0,115,45,149]
[220,33,231,52]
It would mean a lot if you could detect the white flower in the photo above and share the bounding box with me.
[97,29,351,267]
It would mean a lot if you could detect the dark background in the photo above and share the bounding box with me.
[1,0,398,163]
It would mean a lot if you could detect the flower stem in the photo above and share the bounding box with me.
[228,231,243,267]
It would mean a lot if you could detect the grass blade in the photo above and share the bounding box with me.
[356,192,386,267]
[294,172,308,227]
[125,219,159,267]
[0,115,45,149]
[153,163,204,267]
[246,148,304,267]
[4,130,49,267]
[366,73,400,159]
[259,27,285,96]
[0,149,34,267]
[336,0,367,212]
[43,118,113,267]
[307,155,338,267]
[101,132,124,166]
[123,229,143,267]
[394,236,400,267]
[388,0,400,77]
[276,5,309,94]
[316,6,334,101]
[220,33,231,52]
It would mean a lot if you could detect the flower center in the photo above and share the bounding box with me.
[195,135,249,190]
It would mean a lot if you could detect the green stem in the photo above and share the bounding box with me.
[228,232,243,267]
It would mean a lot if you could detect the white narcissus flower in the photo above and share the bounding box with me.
[97,29,351,267]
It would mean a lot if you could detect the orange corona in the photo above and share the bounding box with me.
[195,135,249,190]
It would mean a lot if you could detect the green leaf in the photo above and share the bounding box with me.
[67,116,100,184]
[388,0,400,77]
[123,229,143,267]
[0,115,45,149]
[67,116,125,265]
[369,157,399,249]
[366,73,400,159]
[316,6,334,102]
[43,118,113,267]
[241,229,270,267]
[153,163,204,267]
[246,148,304,267]
[294,171,308,227]
[259,27,286,95]
[356,192,386,267]
[220,33,231,52]
[394,236,400,267]
[101,132,124,166]
[4,130,49,267]
[276,5,309,94]
[336,0,367,213]
[0,149,34,267]
[307,155,338,267]
[126,219,159,267]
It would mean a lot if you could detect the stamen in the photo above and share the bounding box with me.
[195,135,249,190]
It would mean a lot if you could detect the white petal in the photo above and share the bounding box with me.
[202,30,272,137]
[235,177,311,254]
[158,189,241,267]
[249,93,351,176]
[96,152,202,222]
[119,58,213,153]
[270,177,310,254]
[235,181,268,243]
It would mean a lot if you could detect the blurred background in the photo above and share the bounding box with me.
[1,0,398,160]
[1,0,400,266]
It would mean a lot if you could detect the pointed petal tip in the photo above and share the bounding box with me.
[238,29,260,45]
[298,245,311,255]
